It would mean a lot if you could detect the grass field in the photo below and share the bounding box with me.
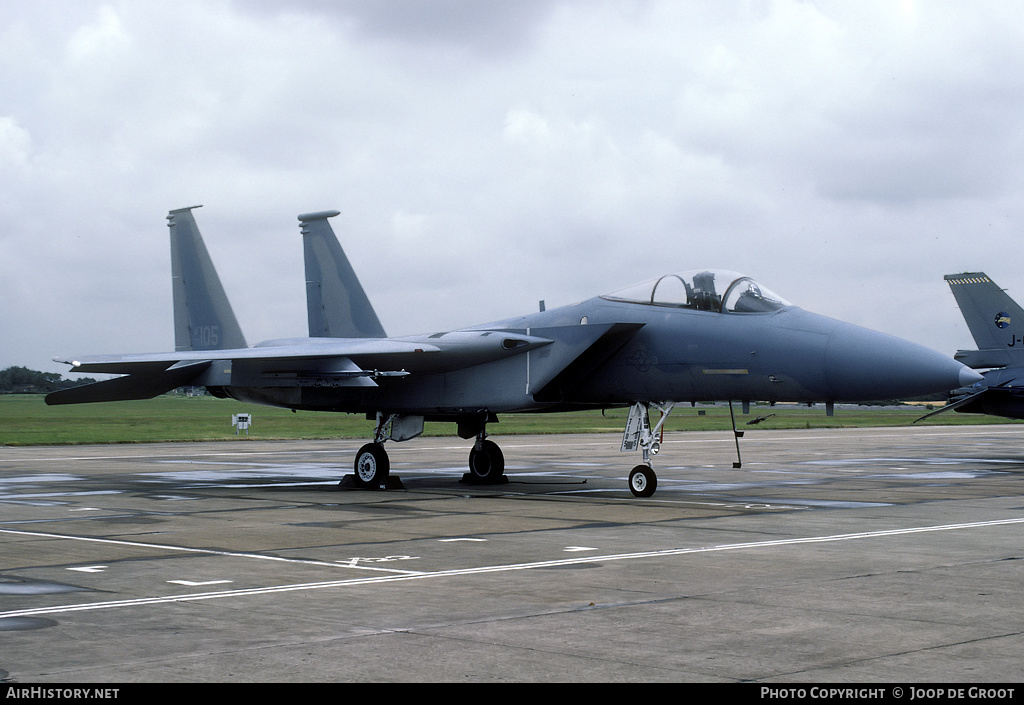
[0,393,1019,446]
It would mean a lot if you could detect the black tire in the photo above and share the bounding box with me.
[354,443,390,488]
[468,440,505,483]
[628,465,657,498]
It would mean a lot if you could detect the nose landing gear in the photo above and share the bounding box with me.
[621,400,746,497]
[621,402,675,497]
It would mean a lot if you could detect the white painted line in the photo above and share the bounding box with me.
[0,528,425,576]
[3,517,1022,620]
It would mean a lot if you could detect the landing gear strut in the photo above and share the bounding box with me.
[621,402,675,497]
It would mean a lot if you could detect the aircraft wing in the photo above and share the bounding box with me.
[914,389,990,422]
[46,333,555,405]
[53,339,445,375]
[47,323,647,407]
[913,379,1019,423]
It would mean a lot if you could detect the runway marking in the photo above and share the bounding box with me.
[0,528,425,576]
[3,517,1023,620]
[340,556,418,569]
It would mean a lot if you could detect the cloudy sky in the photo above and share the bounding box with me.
[3,1,1024,376]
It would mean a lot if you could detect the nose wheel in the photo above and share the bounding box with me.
[628,465,657,498]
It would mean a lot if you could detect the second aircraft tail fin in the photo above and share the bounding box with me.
[945,273,1024,351]
[300,210,386,338]
[168,206,248,352]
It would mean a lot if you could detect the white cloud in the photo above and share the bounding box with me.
[0,116,32,167]
[2,0,1024,375]
[65,4,132,64]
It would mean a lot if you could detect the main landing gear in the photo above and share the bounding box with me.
[349,413,507,489]
[459,413,506,485]
[352,413,419,489]
[466,436,506,484]
[353,441,391,489]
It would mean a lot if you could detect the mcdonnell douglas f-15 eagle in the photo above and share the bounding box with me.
[48,207,981,496]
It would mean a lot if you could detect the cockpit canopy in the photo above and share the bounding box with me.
[601,269,791,313]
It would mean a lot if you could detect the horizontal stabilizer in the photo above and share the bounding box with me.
[45,362,211,405]
[954,348,1014,369]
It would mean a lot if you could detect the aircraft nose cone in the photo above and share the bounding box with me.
[959,367,984,387]
[825,323,978,401]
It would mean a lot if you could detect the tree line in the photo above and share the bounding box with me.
[0,366,98,393]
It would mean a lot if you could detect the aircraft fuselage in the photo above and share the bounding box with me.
[217,296,969,419]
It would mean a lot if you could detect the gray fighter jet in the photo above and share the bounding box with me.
[917,272,1024,422]
[48,207,981,496]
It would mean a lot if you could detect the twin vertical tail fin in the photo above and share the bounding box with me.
[945,272,1024,368]
[171,206,383,346]
[47,206,241,405]
[300,210,386,338]
[168,206,247,351]
[50,207,379,408]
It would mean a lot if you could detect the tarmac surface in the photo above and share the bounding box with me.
[2,424,1024,683]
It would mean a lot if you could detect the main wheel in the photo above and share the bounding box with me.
[628,465,657,498]
[354,442,390,488]
[468,440,505,483]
